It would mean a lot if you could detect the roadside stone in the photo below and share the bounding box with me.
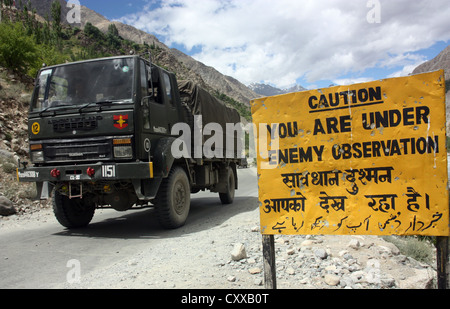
[251,226,260,232]
[286,267,295,275]
[301,240,314,247]
[314,248,328,260]
[254,278,263,286]
[286,248,296,255]
[227,276,236,282]
[381,276,396,288]
[398,267,435,289]
[348,239,361,250]
[248,267,262,275]
[324,274,340,286]
[0,196,16,216]
[231,243,247,261]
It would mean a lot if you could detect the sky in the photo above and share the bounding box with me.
[79,0,450,90]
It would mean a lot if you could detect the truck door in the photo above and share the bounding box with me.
[144,65,169,135]
[160,71,180,132]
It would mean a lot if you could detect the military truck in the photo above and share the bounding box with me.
[17,55,243,229]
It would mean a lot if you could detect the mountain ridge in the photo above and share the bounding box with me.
[248,83,307,97]
[412,45,450,81]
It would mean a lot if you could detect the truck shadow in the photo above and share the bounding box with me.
[53,195,259,240]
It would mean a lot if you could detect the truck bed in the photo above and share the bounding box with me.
[178,81,242,159]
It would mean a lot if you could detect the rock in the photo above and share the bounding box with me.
[254,278,263,286]
[324,274,340,286]
[381,276,396,288]
[247,258,256,264]
[231,243,247,261]
[366,258,380,269]
[350,271,365,283]
[314,248,328,260]
[366,269,381,285]
[301,240,314,247]
[348,239,361,250]
[338,250,349,257]
[227,276,236,282]
[286,248,296,255]
[286,267,295,275]
[398,267,435,289]
[0,196,16,216]
[377,244,400,256]
[248,267,262,275]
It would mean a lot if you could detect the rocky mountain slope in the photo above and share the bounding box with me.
[413,45,450,80]
[412,44,450,135]
[16,0,259,106]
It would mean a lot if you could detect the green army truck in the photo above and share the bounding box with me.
[17,55,243,229]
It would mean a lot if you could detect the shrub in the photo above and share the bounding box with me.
[0,21,38,74]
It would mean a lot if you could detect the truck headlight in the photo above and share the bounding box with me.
[113,138,133,159]
[31,151,44,163]
[114,146,133,158]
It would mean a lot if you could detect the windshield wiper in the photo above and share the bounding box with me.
[38,106,56,117]
[38,102,77,117]
[78,100,115,113]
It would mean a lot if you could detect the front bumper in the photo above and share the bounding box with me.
[17,161,154,183]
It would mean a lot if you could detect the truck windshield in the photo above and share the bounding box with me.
[31,58,135,112]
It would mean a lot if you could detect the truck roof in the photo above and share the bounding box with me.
[40,55,139,70]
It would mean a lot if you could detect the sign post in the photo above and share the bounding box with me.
[251,70,449,288]
[262,235,276,289]
[436,236,449,289]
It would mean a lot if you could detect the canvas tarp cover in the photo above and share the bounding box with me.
[178,80,241,127]
[178,80,242,158]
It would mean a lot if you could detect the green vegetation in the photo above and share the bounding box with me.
[214,91,252,121]
[0,2,150,78]
[0,1,251,119]
[0,21,37,75]
[383,235,434,265]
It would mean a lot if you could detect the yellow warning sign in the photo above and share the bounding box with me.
[251,70,449,236]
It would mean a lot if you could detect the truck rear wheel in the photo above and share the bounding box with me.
[219,167,235,205]
[154,167,191,229]
[53,190,96,229]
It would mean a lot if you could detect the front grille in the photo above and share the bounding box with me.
[44,137,112,163]
[53,120,98,132]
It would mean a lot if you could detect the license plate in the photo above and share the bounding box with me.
[102,165,116,178]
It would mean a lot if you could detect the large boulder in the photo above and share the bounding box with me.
[0,196,16,216]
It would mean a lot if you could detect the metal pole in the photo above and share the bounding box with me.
[436,236,449,289]
[436,190,450,289]
[262,234,277,289]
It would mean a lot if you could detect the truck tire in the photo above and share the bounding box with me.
[154,167,191,229]
[219,167,235,205]
[52,190,96,229]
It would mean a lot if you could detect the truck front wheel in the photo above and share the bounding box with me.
[53,189,96,229]
[154,167,191,229]
[219,167,235,205]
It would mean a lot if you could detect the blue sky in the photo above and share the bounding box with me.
[80,0,450,90]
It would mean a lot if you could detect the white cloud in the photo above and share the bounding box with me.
[332,77,375,86]
[118,0,450,88]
